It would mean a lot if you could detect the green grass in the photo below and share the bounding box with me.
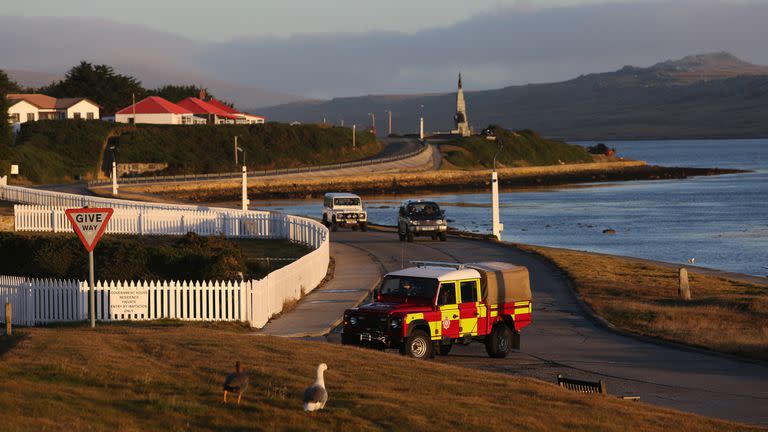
[0,325,755,431]
[1,121,380,183]
[441,127,593,169]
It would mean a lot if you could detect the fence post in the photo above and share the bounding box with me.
[678,267,691,300]
[5,302,11,336]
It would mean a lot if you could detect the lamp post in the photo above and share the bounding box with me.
[109,145,118,196]
[491,138,504,240]
[368,112,376,135]
[419,104,424,140]
[234,135,240,167]
[385,110,392,135]
[352,124,356,149]
[238,146,249,211]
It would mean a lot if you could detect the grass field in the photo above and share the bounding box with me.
[0,325,757,431]
[521,245,768,361]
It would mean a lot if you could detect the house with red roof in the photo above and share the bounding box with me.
[176,97,241,125]
[7,94,100,124]
[115,96,199,125]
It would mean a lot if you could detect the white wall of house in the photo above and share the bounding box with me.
[65,100,100,120]
[7,100,39,124]
[116,113,184,124]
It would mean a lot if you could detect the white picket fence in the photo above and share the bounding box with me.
[0,183,330,328]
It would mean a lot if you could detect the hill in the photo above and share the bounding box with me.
[0,325,752,431]
[0,122,379,183]
[260,53,768,140]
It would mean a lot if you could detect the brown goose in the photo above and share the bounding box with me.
[303,363,328,412]
[223,361,249,405]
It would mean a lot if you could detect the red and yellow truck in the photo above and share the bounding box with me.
[342,261,533,359]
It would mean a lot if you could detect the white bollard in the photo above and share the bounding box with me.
[491,170,503,240]
[111,162,119,196]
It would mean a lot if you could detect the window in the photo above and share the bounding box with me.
[26,113,35,122]
[10,113,20,123]
[87,112,94,120]
[379,276,438,300]
[73,112,81,119]
[334,198,360,206]
[58,112,66,120]
[460,281,478,303]
[438,282,457,305]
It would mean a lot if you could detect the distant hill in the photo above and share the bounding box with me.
[260,53,768,140]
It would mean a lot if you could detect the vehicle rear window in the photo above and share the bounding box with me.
[334,198,360,206]
[380,276,438,299]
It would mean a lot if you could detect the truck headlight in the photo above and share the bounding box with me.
[437,219,445,225]
[390,317,402,329]
[409,220,419,226]
[350,316,358,326]
[359,213,366,218]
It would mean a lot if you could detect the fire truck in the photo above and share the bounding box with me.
[342,261,532,359]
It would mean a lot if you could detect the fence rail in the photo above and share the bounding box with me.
[87,140,427,187]
[0,183,330,328]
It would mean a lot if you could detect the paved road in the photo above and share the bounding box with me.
[329,230,768,425]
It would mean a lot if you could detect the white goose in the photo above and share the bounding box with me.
[303,363,328,412]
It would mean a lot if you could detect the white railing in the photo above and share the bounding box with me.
[0,184,330,328]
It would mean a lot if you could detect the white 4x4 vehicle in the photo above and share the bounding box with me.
[322,193,368,232]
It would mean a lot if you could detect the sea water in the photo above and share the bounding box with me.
[257,139,768,277]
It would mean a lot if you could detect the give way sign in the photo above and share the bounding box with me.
[65,208,114,252]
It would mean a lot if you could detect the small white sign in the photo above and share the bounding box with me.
[110,288,149,320]
[10,165,19,175]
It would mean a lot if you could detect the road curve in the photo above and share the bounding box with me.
[331,230,768,426]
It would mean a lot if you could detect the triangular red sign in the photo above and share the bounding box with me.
[65,208,114,252]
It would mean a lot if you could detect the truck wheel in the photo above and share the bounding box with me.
[361,222,368,232]
[406,232,414,242]
[485,324,512,358]
[351,224,358,231]
[322,215,328,227]
[331,219,338,232]
[439,232,447,242]
[402,330,433,359]
[438,343,452,356]
[431,234,438,241]
[341,333,356,346]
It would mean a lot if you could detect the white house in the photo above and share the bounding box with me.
[207,98,266,124]
[115,96,197,125]
[7,94,100,124]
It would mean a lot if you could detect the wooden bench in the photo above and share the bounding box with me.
[557,374,606,395]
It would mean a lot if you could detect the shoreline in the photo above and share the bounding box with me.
[122,162,748,201]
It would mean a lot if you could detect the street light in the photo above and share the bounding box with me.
[384,110,392,135]
[368,112,376,135]
[419,104,425,140]
[109,145,118,196]
[237,146,249,211]
[491,138,504,240]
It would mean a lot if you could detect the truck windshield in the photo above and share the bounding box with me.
[334,198,360,206]
[405,202,441,219]
[379,276,438,301]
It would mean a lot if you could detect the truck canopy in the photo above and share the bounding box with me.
[468,262,532,304]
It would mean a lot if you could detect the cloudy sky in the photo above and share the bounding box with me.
[3,0,638,41]
[2,0,768,105]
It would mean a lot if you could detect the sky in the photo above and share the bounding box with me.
[3,0,637,41]
[2,0,768,105]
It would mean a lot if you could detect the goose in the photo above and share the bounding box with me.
[303,363,328,412]
[223,361,249,405]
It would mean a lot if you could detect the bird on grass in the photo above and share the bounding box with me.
[303,363,328,412]
[223,361,249,405]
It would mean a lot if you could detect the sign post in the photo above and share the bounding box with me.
[65,208,114,328]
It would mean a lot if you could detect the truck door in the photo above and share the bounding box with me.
[459,280,485,336]
[437,282,460,339]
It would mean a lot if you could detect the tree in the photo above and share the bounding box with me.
[0,69,20,150]
[40,62,147,114]
[151,85,214,102]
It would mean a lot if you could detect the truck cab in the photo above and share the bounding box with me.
[322,192,368,232]
[342,261,532,359]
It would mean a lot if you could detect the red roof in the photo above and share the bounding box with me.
[176,97,240,119]
[208,98,265,119]
[115,96,191,115]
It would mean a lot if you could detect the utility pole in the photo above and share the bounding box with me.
[131,93,136,125]
[234,136,239,167]
[352,124,356,148]
[419,104,425,140]
[491,138,504,240]
[110,145,118,196]
[385,110,392,135]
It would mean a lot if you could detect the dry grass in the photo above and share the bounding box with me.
[132,161,647,201]
[0,325,757,432]
[522,245,768,361]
